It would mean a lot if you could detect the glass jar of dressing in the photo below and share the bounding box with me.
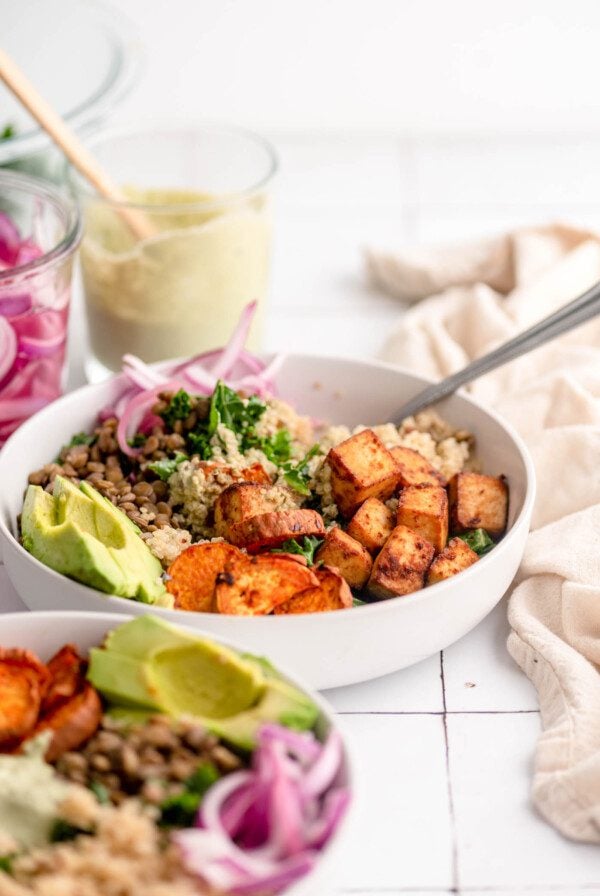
[71,124,277,381]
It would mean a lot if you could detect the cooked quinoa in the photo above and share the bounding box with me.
[0,799,205,896]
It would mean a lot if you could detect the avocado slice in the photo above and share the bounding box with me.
[21,477,166,604]
[87,616,318,750]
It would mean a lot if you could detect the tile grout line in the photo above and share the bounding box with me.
[336,710,539,716]
[440,650,460,895]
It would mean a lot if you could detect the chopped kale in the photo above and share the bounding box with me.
[55,431,96,462]
[147,452,187,482]
[89,780,110,804]
[243,427,293,464]
[272,536,323,565]
[0,854,14,874]
[352,597,366,607]
[0,124,15,141]
[184,380,268,461]
[159,762,220,827]
[282,444,321,496]
[127,433,146,449]
[161,389,192,427]
[457,528,494,555]
[49,819,90,842]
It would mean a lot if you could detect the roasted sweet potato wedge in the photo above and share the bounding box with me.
[42,644,86,714]
[0,648,50,750]
[215,554,319,616]
[228,509,326,552]
[36,683,103,762]
[167,542,244,612]
[274,565,352,614]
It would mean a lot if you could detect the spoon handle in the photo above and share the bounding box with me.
[393,279,600,422]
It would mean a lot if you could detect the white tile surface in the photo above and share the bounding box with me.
[442,597,538,712]
[448,714,600,889]
[338,715,453,890]
[325,653,443,714]
[414,137,600,210]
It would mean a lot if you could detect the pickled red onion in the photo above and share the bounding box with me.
[109,303,285,443]
[174,724,349,896]
[0,211,69,445]
[0,317,17,383]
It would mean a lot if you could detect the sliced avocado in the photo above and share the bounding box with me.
[21,477,166,604]
[88,616,265,719]
[22,484,128,594]
[87,616,318,750]
[210,677,319,751]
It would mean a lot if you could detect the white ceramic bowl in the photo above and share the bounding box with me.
[0,355,536,689]
[0,610,353,896]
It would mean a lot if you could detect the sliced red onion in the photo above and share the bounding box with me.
[302,729,343,798]
[0,211,20,266]
[210,300,258,380]
[15,239,43,266]
[116,379,183,457]
[258,724,321,763]
[122,354,169,390]
[305,788,351,849]
[176,723,349,896]
[0,318,17,383]
[18,332,65,359]
[0,396,49,422]
[0,294,33,318]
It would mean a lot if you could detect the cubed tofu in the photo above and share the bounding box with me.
[427,537,479,585]
[315,527,373,590]
[368,525,435,599]
[448,472,508,537]
[389,446,446,488]
[346,497,395,555]
[396,485,448,554]
[327,429,400,517]
[228,509,326,552]
[214,482,275,539]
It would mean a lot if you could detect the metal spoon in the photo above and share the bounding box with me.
[393,278,600,421]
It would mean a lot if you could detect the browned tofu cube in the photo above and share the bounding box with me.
[389,446,446,488]
[448,472,508,537]
[396,485,448,554]
[315,526,373,590]
[346,497,395,555]
[214,482,275,539]
[427,537,479,585]
[327,429,400,517]
[368,525,434,599]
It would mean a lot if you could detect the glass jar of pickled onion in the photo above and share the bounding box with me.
[0,171,81,445]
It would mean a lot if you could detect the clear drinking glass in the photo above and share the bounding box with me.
[0,171,81,445]
[71,124,278,381]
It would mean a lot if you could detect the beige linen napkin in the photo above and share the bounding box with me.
[368,224,600,842]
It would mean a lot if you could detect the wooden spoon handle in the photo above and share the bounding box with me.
[0,47,155,241]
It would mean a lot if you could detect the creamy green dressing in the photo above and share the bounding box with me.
[0,734,73,850]
[80,187,271,371]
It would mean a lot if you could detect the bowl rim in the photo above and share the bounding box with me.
[0,352,536,619]
[0,608,354,891]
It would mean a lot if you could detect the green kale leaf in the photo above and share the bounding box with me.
[161,389,192,427]
[282,444,321,496]
[159,762,220,827]
[457,528,494,555]
[271,535,323,565]
[147,452,188,482]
